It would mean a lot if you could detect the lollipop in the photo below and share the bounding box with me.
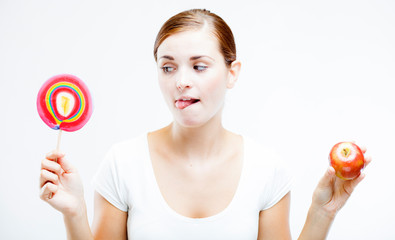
[37,74,93,132]
[37,74,92,198]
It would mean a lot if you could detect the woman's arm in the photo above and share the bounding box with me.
[92,192,128,240]
[257,192,292,240]
[298,146,372,240]
[258,146,371,240]
[62,202,93,240]
[61,193,128,240]
[40,151,93,239]
[40,151,127,240]
[297,168,339,240]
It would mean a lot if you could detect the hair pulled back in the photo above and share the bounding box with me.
[153,9,236,67]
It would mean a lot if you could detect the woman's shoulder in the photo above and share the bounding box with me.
[242,136,293,202]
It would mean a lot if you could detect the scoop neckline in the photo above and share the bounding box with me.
[143,133,246,223]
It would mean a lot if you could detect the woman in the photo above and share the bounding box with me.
[39,9,371,239]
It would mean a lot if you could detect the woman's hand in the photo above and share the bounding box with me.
[39,151,86,217]
[311,145,372,218]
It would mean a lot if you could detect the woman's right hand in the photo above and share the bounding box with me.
[39,151,86,216]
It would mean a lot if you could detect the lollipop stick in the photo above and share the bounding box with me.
[56,129,62,155]
[49,130,62,199]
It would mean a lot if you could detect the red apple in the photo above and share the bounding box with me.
[329,142,365,180]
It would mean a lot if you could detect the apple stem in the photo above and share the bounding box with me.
[342,147,350,157]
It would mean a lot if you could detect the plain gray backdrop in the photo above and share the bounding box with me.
[0,0,394,239]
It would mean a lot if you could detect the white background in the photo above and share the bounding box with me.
[1,0,394,239]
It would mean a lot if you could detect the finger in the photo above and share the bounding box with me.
[344,172,366,195]
[318,166,336,189]
[360,146,367,154]
[39,182,58,201]
[45,150,65,161]
[351,141,367,154]
[364,155,372,167]
[41,158,63,175]
[57,156,76,173]
[355,172,365,185]
[39,169,59,188]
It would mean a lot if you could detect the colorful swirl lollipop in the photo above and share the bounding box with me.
[37,74,93,132]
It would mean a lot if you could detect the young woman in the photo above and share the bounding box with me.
[39,9,371,240]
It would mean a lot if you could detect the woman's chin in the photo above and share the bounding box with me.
[171,106,222,129]
[175,118,204,128]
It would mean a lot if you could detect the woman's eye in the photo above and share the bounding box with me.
[161,66,174,73]
[194,65,207,71]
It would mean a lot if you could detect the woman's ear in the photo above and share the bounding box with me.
[227,60,241,89]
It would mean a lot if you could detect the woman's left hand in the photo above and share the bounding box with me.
[311,144,372,218]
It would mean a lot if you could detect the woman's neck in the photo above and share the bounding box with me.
[164,115,231,163]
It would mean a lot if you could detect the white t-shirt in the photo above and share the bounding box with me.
[92,134,293,240]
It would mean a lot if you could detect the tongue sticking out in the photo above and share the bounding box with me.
[175,99,199,110]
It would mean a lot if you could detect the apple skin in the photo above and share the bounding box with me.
[329,142,365,180]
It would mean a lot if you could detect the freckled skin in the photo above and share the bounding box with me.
[329,142,365,180]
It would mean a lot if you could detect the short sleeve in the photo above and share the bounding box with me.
[91,145,129,212]
[260,163,293,210]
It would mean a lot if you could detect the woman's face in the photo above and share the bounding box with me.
[156,28,238,127]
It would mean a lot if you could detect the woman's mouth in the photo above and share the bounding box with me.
[175,98,200,110]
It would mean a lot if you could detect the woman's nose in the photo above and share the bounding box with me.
[176,69,192,91]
